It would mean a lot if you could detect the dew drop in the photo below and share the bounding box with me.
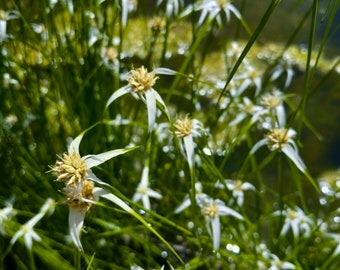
[203,147,212,156]
[214,251,221,259]
[161,251,168,258]
[198,89,206,96]
[336,180,340,188]
[320,183,334,196]
[40,86,48,95]
[226,243,240,254]
[177,47,185,55]
[179,170,185,178]
[319,198,327,205]
[29,143,37,151]
[333,216,340,223]
[162,146,170,153]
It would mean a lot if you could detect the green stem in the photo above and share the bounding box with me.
[161,17,170,66]
[246,135,265,222]
[74,248,81,270]
[28,248,37,270]
[297,0,318,137]
[188,152,202,250]
[294,165,308,212]
[278,153,283,212]
[276,153,285,249]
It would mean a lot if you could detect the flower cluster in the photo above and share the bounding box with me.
[10,198,55,250]
[50,133,136,250]
[132,165,162,210]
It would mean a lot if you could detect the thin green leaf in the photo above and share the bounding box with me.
[217,0,282,105]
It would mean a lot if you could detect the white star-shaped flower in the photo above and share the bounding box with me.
[216,179,255,206]
[273,206,313,239]
[268,254,296,270]
[132,166,162,210]
[10,198,55,250]
[251,126,306,173]
[106,66,175,132]
[199,197,243,250]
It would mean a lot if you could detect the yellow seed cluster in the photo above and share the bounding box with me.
[287,210,297,220]
[52,152,87,186]
[260,94,281,109]
[127,66,158,93]
[243,102,254,114]
[202,203,218,218]
[51,152,94,212]
[137,186,148,195]
[216,0,230,8]
[0,10,5,20]
[174,115,193,138]
[266,128,289,150]
[233,180,243,191]
[105,47,118,62]
[150,16,164,33]
[63,180,94,211]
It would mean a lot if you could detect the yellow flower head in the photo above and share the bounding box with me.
[104,47,118,62]
[174,115,193,138]
[127,66,158,93]
[64,180,94,212]
[260,93,281,109]
[287,210,298,220]
[150,16,164,33]
[51,152,87,186]
[202,203,218,219]
[137,186,148,195]
[243,101,255,114]
[217,0,231,8]
[233,180,243,191]
[0,10,5,20]
[266,128,289,151]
